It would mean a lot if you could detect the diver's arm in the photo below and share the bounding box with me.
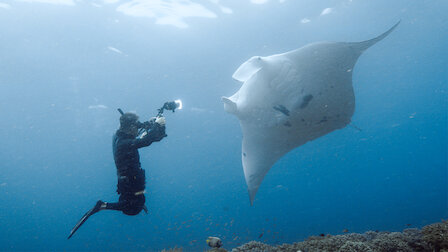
[130,124,167,149]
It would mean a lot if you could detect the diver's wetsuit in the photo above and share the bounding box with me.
[107,127,163,215]
[67,115,167,239]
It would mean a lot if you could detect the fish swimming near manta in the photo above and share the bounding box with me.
[222,21,400,205]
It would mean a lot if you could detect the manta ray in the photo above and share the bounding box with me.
[222,22,400,205]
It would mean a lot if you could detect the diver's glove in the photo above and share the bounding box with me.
[140,116,165,130]
[139,121,152,130]
[155,116,166,127]
[147,116,167,142]
[148,117,157,127]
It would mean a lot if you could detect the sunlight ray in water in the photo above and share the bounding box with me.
[116,0,217,28]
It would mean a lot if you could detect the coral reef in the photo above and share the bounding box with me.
[162,221,448,252]
[422,220,448,252]
[230,221,448,252]
[231,241,275,252]
[207,248,230,252]
[161,247,183,252]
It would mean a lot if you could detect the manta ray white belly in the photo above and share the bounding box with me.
[222,22,400,205]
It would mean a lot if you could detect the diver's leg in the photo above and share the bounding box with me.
[104,201,127,211]
[101,193,130,211]
[121,194,146,216]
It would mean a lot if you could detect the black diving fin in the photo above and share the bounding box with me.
[67,200,104,239]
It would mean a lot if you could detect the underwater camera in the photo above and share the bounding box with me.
[157,99,183,117]
[117,99,182,117]
[117,99,182,131]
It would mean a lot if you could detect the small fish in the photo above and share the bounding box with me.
[342,229,349,233]
[258,232,264,239]
[206,237,222,248]
[319,233,325,237]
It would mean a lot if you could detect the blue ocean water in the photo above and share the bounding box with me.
[0,0,446,251]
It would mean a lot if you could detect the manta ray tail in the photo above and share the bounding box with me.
[249,188,258,206]
[355,20,401,52]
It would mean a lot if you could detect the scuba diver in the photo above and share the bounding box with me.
[67,101,180,239]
